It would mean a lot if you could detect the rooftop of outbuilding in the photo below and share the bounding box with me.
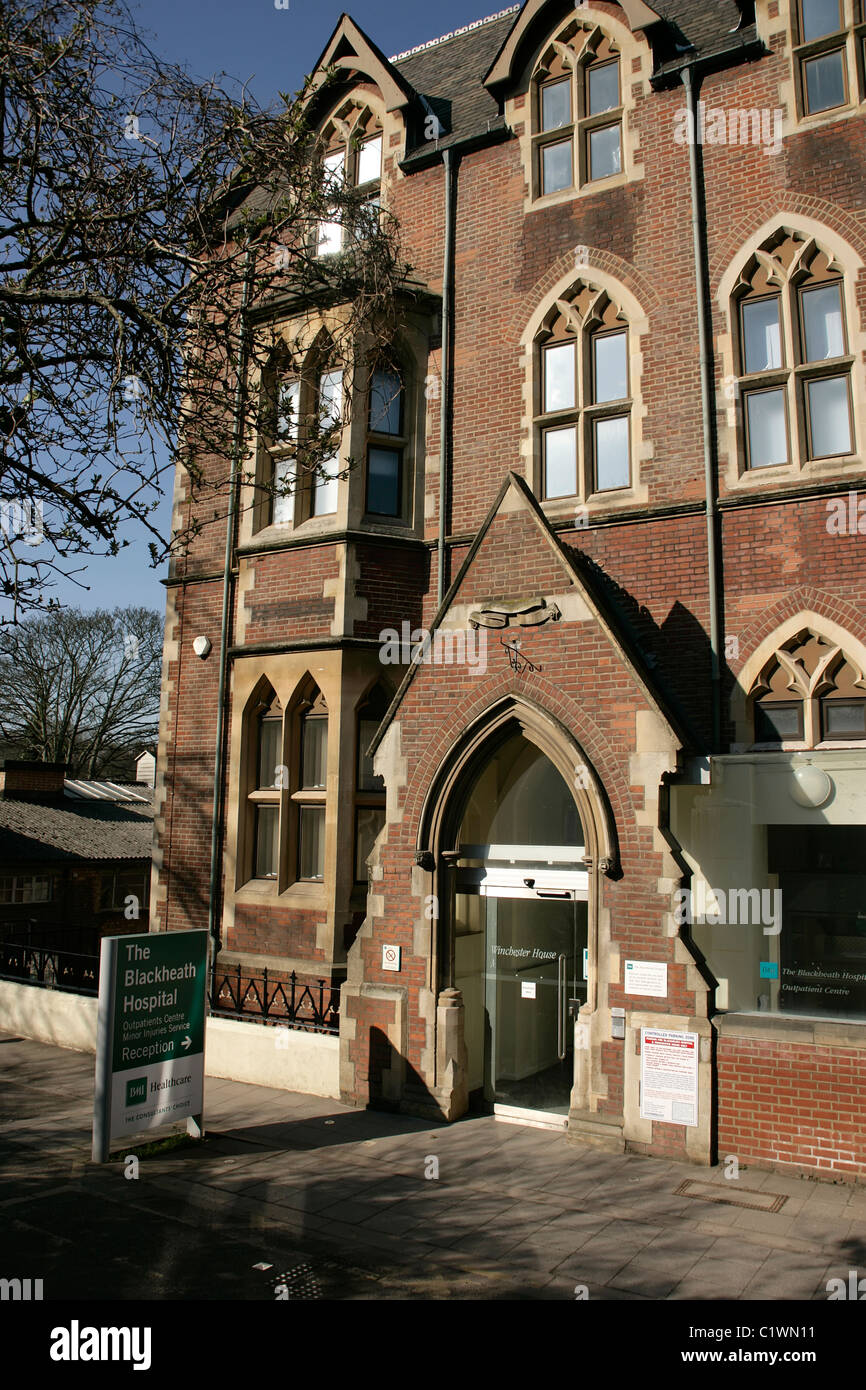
[0,785,154,865]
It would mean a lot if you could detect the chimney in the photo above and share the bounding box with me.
[0,760,68,802]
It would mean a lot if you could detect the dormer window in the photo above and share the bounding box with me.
[533,24,624,198]
[317,106,383,256]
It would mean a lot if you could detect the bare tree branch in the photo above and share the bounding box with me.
[0,0,414,618]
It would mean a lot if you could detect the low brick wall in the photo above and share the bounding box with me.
[0,979,339,1099]
[716,1015,866,1181]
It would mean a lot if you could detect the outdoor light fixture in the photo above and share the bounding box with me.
[192,635,212,659]
[789,762,833,809]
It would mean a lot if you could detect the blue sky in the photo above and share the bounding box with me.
[29,0,507,619]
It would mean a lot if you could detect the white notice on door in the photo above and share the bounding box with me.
[521,980,536,999]
[624,960,667,997]
[640,1028,698,1127]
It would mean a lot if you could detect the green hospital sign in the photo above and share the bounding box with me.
[93,929,209,1162]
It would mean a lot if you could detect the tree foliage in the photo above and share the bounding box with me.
[0,605,162,776]
[0,0,412,617]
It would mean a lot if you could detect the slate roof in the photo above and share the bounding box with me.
[0,788,154,865]
[229,6,761,214]
[394,3,759,157]
[395,11,518,160]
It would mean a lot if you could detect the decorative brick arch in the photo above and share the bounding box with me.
[713,205,866,302]
[508,245,661,346]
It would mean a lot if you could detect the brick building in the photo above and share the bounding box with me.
[0,761,153,952]
[153,0,866,1179]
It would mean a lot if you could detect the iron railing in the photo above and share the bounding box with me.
[0,941,99,994]
[210,966,340,1035]
[0,941,342,1038]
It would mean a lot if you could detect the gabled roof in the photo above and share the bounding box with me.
[369,471,696,759]
[391,2,758,155]
[307,13,416,114]
[394,11,517,161]
[484,0,662,90]
[235,5,760,213]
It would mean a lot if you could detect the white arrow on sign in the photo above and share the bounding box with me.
[181,1035,191,1050]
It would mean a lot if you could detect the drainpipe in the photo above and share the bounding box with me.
[437,148,455,607]
[682,64,723,753]
[207,249,254,987]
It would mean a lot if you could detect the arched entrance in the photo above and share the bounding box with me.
[452,730,588,1119]
[416,698,618,1127]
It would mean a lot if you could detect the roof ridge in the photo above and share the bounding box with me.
[390,6,519,64]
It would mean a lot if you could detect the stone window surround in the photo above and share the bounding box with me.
[239,313,431,547]
[506,5,650,216]
[715,216,866,495]
[782,0,866,122]
[730,610,866,749]
[760,0,866,156]
[316,97,385,258]
[519,263,651,517]
[747,627,866,748]
[239,675,330,896]
[224,654,389,961]
[534,284,634,501]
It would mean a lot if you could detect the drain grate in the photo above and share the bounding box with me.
[269,1260,324,1300]
[674,1179,787,1213]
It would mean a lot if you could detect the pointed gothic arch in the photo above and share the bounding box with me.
[732,611,866,747]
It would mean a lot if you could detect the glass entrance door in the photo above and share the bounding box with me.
[485,895,586,1115]
[455,888,588,1117]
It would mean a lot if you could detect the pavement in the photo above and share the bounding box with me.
[1,1032,865,1301]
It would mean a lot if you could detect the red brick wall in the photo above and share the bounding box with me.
[153,578,224,936]
[231,904,328,964]
[718,1036,866,1180]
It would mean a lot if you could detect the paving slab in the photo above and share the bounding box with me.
[0,1032,862,1301]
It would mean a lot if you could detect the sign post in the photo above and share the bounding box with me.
[93,929,209,1162]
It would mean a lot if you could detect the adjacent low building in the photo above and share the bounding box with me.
[0,761,153,956]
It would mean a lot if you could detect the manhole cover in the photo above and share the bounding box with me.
[674,1179,787,1213]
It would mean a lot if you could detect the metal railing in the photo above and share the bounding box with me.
[0,941,99,994]
[210,966,340,1035]
[0,941,342,1038]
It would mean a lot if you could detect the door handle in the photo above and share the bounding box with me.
[557,953,567,1059]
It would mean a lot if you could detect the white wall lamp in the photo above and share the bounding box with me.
[192,635,212,660]
[789,761,833,809]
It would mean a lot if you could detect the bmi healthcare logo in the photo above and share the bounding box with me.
[125,1077,147,1107]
